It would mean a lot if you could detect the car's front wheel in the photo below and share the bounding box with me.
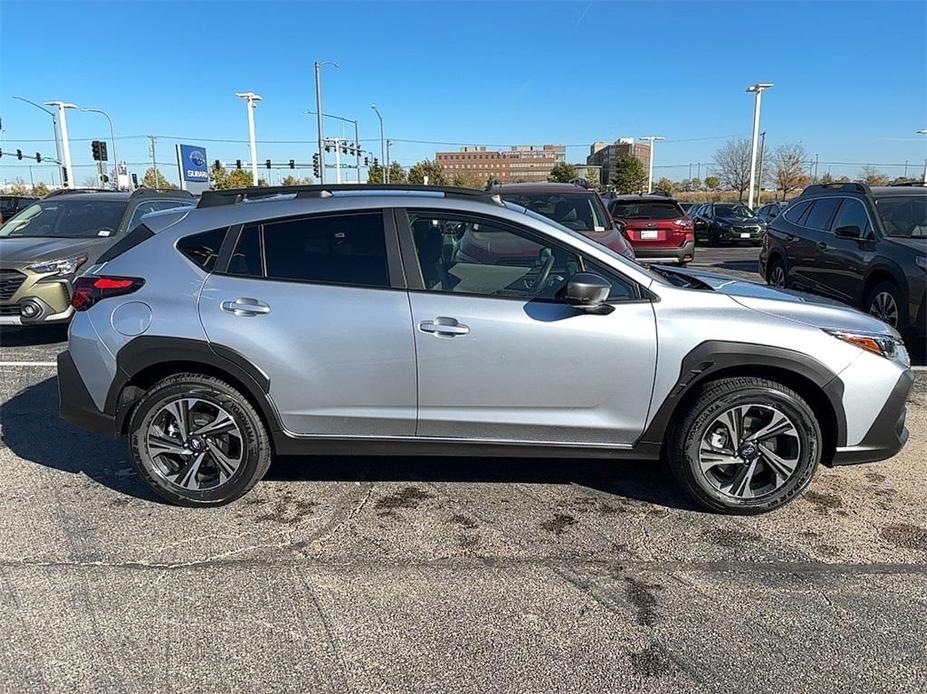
[128,373,272,506]
[866,280,907,331]
[668,377,821,514]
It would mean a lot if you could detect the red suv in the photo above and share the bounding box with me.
[608,195,694,265]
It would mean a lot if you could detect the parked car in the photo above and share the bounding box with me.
[693,202,766,246]
[0,194,39,224]
[492,182,635,261]
[59,183,912,514]
[759,182,926,339]
[0,188,194,326]
[607,195,695,264]
[755,200,789,225]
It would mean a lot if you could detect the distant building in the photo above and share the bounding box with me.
[436,144,565,183]
[587,138,652,185]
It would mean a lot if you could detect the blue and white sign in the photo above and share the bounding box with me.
[175,144,209,193]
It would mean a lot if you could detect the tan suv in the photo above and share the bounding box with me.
[0,188,193,326]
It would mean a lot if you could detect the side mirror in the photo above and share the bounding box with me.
[834,225,861,240]
[565,273,612,313]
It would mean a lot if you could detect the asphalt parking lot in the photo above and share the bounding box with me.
[1,246,925,694]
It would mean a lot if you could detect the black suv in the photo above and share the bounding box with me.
[0,195,39,224]
[759,182,926,338]
[754,200,789,224]
[693,202,766,246]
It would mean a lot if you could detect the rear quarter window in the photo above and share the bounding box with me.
[177,227,228,272]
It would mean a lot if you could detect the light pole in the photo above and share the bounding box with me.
[639,135,664,194]
[918,130,927,184]
[755,131,766,205]
[306,110,360,182]
[314,60,339,184]
[78,107,118,189]
[45,101,77,189]
[13,96,64,187]
[746,82,774,209]
[371,104,386,183]
[235,92,262,185]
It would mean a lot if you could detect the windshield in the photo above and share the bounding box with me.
[0,199,127,238]
[714,204,753,219]
[610,201,684,220]
[875,195,927,238]
[499,192,608,232]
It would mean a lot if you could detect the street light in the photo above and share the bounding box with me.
[235,92,263,185]
[746,82,774,209]
[78,106,119,189]
[371,104,386,183]
[314,60,339,184]
[639,135,665,194]
[918,130,927,184]
[13,96,64,187]
[45,101,77,189]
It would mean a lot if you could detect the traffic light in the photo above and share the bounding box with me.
[35,153,41,163]
[99,141,108,161]
[16,149,23,160]
[341,145,347,154]
[91,140,103,161]
[214,159,221,170]
[236,159,242,170]
[0,148,3,157]
[289,159,295,169]
[324,144,331,153]
[312,153,320,177]
[364,157,369,166]
[265,159,271,169]
[372,158,378,168]
[131,173,139,188]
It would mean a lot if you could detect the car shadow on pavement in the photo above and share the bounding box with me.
[4,376,697,511]
[0,325,68,347]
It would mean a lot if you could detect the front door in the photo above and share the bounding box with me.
[401,209,657,446]
[198,210,416,436]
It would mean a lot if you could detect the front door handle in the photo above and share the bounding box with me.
[221,297,271,316]
[817,242,828,251]
[419,316,470,336]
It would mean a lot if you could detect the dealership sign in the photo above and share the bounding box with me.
[175,144,209,193]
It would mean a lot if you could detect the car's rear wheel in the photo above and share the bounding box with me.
[128,373,271,506]
[668,377,821,514]
[708,228,721,247]
[766,256,788,288]
[866,281,906,331]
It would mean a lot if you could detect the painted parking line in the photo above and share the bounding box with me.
[0,362,57,367]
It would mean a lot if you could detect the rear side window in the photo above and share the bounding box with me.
[804,198,841,231]
[177,227,227,272]
[227,212,390,288]
[783,200,811,224]
[96,224,155,264]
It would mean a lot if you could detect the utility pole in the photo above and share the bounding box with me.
[148,135,158,183]
[386,139,392,177]
[78,106,119,189]
[916,131,927,184]
[639,135,664,194]
[746,82,773,209]
[314,60,339,184]
[45,101,77,188]
[371,104,386,183]
[235,92,262,185]
[755,131,766,206]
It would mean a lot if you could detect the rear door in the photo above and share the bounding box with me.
[399,208,657,446]
[198,209,417,436]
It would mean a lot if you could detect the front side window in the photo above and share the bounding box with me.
[831,199,872,236]
[226,212,390,288]
[876,195,927,238]
[0,199,127,238]
[408,212,634,301]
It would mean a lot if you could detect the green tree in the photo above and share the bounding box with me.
[653,177,675,195]
[32,182,50,197]
[408,159,446,185]
[208,164,253,190]
[485,175,501,188]
[859,166,888,186]
[451,172,484,189]
[141,167,177,190]
[548,162,578,183]
[281,175,300,186]
[367,163,384,184]
[386,162,407,184]
[704,175,720,191]
[610,153,647,193]
[8,178,30,195]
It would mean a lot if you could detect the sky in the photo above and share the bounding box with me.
[1,0,926,187]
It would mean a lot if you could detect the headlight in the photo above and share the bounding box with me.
[26,255,87,276]
[916,256,927,271]
[825,329,910,368]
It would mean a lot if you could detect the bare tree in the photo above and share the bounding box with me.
[770,143,810,200]
[713,138,753,200]
[859,166,889,186]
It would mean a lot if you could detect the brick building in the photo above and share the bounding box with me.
[436,144,565,184]
[587,138,652,186]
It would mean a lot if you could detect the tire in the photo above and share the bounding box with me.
[865,280,907,331]
[667,377,821,515]
[766,256,788,289]
[128,373,272,506]
[708,228,720,247]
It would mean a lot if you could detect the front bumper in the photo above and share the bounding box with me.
[717,226,764,242]
[0,270,74,325]
[829,369,913,466]
[632,240,695,265]
[58,349,119,438]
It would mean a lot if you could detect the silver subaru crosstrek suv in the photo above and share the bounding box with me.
[58,184,914,513]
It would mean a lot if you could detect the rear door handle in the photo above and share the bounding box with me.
[221,297,271,316]
[419,316,470,336]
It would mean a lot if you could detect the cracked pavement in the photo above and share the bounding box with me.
[1,248,926,693]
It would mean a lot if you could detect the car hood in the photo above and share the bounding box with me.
[718,216,763,225]
[0,236,112,266]
[884,236,927,253]
[656,265,899,337]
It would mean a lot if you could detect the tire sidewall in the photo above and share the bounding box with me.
[680,385,820,513]
[129,379,267,506]
[866,281,907,331]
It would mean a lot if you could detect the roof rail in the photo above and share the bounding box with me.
[888,180,926,187]
[801,182,870,196]
[196,183,502,209]
[44,188,110,198]
[129,187,195,199]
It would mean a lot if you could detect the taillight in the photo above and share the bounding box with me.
[71,275,145,311]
